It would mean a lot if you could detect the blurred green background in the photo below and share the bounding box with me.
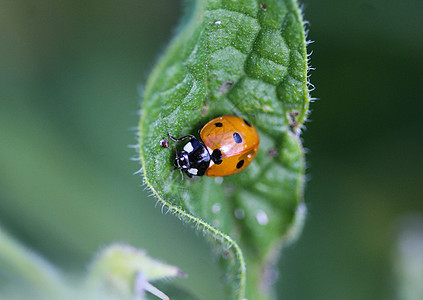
[0,0,422,299]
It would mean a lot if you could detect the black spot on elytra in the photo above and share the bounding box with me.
[215,122,223,127]
[233,132,242,143]
[236,160,244,169]
[243,119,252,127]
[211,149,222,165]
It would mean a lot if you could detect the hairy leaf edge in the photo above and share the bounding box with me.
[137,117,246,298]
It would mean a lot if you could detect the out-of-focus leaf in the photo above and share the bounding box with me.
[88,244,185,299]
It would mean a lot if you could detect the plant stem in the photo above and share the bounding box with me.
[0,226,67,295]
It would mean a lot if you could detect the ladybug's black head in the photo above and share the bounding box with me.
[168,134,211,179]
[175,150,190,170]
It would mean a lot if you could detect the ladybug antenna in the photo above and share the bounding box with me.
[168,133,178,142]
[168,133,196,143]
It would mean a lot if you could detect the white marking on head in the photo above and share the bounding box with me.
[188,168,198,175]
[256,210,269,225]
[183,142,194,153]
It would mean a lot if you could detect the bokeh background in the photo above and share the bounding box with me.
[1,0,422,299]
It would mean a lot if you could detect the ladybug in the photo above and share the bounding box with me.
[168,115,259,179]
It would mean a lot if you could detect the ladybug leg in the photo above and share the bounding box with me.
[170,165,185,180]
[173,148,185,180]
[170,163,184,180]
[196,121,204,135]
[168,133,196,143]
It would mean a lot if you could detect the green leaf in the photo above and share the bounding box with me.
[138,0,310,299]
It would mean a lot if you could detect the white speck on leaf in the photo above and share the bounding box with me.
[215,177,223,184]
[234,208,245,219]
[256,210,269,225]
[212,203,221,214]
